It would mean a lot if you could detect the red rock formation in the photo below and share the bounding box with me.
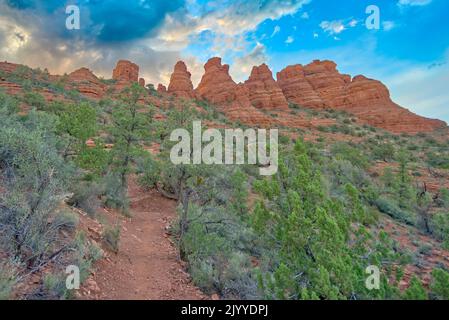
[277,60,446,133]
[0,61,21,74]
[139,78,146,87]
[112,60,139,82]
[195,57,237,104]
[277,64,325,108]
[157,83,167,93]
[244,63,288,110]
[220,84,274,127]
[344,75,445,133]
[167,61,194,99]
[68,67,105,99]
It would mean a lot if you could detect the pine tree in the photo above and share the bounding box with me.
[430,268,449,300]
[403,276,428,300]
[109,84,154,189]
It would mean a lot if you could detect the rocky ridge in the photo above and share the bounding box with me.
[0,57,446,134]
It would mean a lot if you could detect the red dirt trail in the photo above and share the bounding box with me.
[82,177,207,300]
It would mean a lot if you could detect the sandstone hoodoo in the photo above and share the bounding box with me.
[167,61,195,99]
[112,60,139,83]
[244,63,289,110]
[139,78,146,87]
[68,67,105,99]
[195,57,237,104]
[157,83,167,93]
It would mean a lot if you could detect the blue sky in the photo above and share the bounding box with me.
[0,0,448,122]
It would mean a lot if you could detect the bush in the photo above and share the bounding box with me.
[0,92,19,114]
[68,181,103,217]
[53,210,79,232]
[403,276,427,300]
[42,273,71,300]
[22,92,46,110]
[102,173,129,214]
[430,268,449,300]
[331,142,370,169]
[374,197,416,225]
[179,201,258,299]
[441,189,449,208]
[426,152,449,169]
[103,225,121,253]
[0,110,73,266]
[75,145,109,177]
[429,212,449,248]
[136,155,161,190]
[0,262,16,300]
[372,143,395,162]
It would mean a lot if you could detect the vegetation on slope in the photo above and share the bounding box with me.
[1,69,449,300]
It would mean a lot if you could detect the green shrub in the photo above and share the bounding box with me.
[403,276,427,300]
[429,212,449,249]
[0,110,73,266]
[0,91,19,114]
[331,142,370,169]
[372,143,395,162]
[426,152,449,169]
[0,262,16,300]
[430,268,449,300]
[42,273,71,300]
[102,173,129,214]
[75,145,109,177]
[103,225,121,253]
[68,181,103,217]
[374,197,416,225]
[441,189,449,208]
[418,243,433,256]
[136,155,161,190]
[22,92,46,110]
[53,210,79,232]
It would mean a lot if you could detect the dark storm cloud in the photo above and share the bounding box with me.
[5,0,185,43]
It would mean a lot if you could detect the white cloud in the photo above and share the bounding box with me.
[0,0,310,88]
[348,19,358,27]
[398,0,432,6]
[285,36,295,44]
[231,42,268,82]
[382,21,396,31]
[271,25,281,37]
[320,20,345,35]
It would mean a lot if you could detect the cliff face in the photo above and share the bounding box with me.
[1,58,446,135]
[244,64,289,110]
[277,60,446,133]
[167,61,194,98]
[68,68,105,99]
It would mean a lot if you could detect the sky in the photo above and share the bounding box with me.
[0,0,448,122]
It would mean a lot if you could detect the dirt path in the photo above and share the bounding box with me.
[82,177,207,300]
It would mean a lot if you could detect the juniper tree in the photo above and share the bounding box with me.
[252,140,398,300]
[108,83,154,190]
